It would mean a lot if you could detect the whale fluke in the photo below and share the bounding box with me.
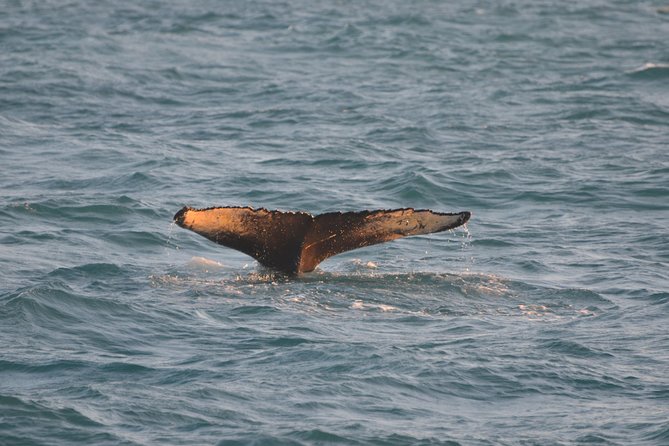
[174,206,471,275]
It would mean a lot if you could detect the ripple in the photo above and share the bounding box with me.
[538,339,615,359]
[48,263,124,279]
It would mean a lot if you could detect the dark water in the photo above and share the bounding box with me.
[1,1,668,444]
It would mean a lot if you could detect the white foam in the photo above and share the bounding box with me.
[628,62,669,73]
[187,256,225,271]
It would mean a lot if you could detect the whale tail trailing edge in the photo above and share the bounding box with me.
[174,206,471,275]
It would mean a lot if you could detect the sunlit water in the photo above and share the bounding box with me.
[1,1,668,445]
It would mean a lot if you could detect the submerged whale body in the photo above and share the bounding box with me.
[174,206,471,275]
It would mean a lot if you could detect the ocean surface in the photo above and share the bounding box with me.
[1,1,668,444]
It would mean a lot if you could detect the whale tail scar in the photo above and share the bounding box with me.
[174,206,471,275]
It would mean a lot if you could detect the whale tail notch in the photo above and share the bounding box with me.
[174,206,471,275]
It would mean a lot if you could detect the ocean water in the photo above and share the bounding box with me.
[1,0,668,444]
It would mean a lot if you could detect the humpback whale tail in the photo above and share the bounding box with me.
[174,206,471,275]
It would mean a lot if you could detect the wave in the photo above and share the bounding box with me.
[626,63,669,79]
[0,393,111,433]
[4,195,161,224]
[0,280,155,359]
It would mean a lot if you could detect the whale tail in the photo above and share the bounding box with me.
[174,206,471,275]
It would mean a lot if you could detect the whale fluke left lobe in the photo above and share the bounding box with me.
[174,206,471,275]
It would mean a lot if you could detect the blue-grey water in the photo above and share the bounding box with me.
[1,1,668,445]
